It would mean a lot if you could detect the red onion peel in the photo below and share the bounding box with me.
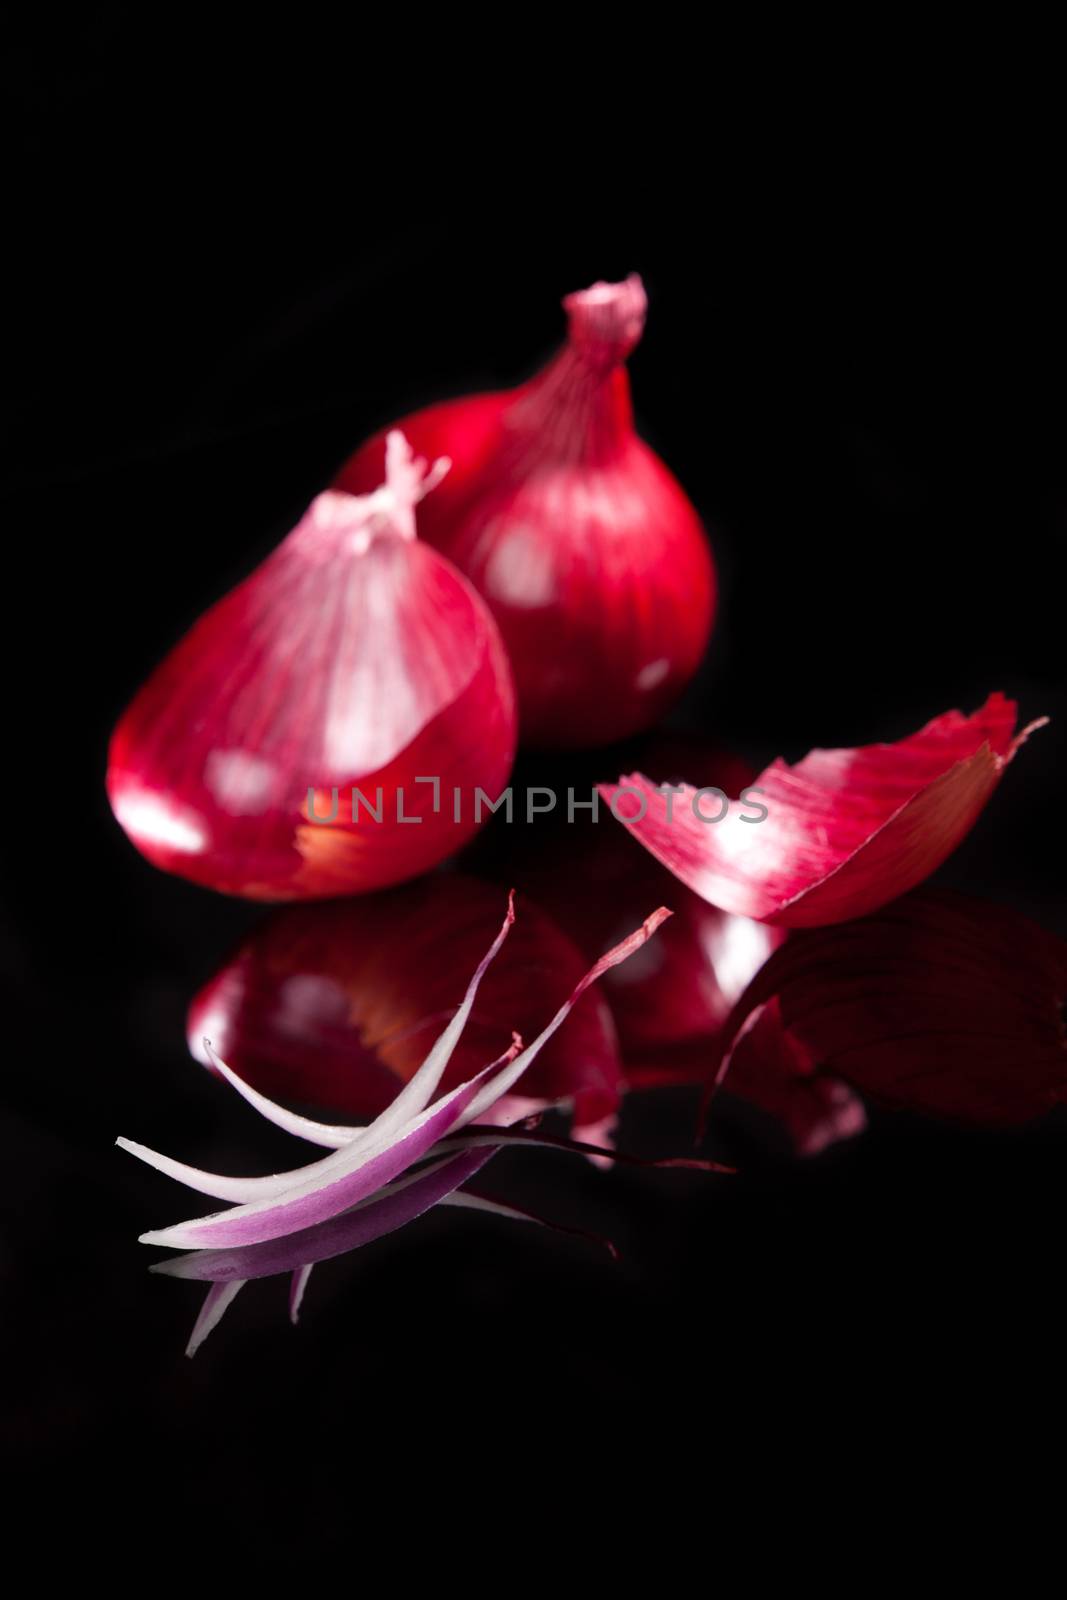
[600,693,1046,928]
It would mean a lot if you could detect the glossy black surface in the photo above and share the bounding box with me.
[4,22,1066,1558]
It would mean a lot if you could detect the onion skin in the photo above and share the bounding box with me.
[469,738,779,1052]
[601,694,1046,928]
[334,276,716,748]
[503,789,781,1053]
[107,443,517,900]
[187,875,623,1130]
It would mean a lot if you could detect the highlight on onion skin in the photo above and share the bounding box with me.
[187,874,624,1137]
[107,434,517,901]
[505,740,778,1050]
[467,733,861,1156]
[600,693,1047,929]
[709,889,1067,1127]
[334,274,716,750]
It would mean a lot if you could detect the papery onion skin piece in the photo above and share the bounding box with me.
[107,434,517,900]
[600,693,1046,928]
[187,875,623,1132]
[710,890,1067,1126]
[334,275,716,749]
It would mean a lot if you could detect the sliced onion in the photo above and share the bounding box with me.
[288,1265,313,1325]
[118,1035,526,1204]
[187,875,623,1133]
[132,908,672,1253]
[152,1149,497,1281]
[185,1281,245,1358]
[137,1058,501,1250]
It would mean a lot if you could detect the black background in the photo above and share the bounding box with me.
[3,18,1066,1562]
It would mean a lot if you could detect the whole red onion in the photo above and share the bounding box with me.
[335,275,716,748]
[108,435,517,899]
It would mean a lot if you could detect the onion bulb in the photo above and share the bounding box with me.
[335,275,716,748]
[108,434,517,899]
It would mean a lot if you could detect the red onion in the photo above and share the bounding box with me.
[187,874,624,1137]
[335,275,716,748]
[108,434,517,899]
